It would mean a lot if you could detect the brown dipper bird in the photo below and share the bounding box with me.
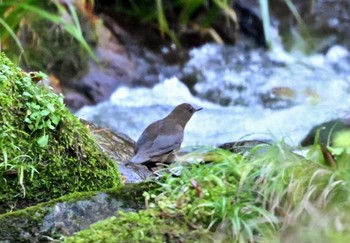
[130,103,202,167]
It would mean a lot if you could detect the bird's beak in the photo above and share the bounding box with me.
[195,107,203,112]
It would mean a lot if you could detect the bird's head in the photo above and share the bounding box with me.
[170,103,202,126]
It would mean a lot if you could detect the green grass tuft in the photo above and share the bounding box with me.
[65,137,350,241]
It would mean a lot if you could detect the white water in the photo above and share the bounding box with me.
[76,44,350,147]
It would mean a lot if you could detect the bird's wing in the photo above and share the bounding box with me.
[134,121,162,153]
[130,152,150,164]
[147,131,183,157]
[140,123,183,158]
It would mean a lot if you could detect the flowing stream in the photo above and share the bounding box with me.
[76,42,350,148]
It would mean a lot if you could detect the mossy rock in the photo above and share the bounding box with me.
[0,53,121,214]
[0,184,147,241]
[65,209,213,243]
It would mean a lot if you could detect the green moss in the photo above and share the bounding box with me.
[0,199,58,241]
[0,53,121,214]
[0,184,146,241]
[65,142,350,242]
[65,209,212,243]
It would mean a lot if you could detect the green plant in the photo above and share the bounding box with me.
[115,0,238,45]
[259,0,272,49]
[63,138,350,241]
[147,147,278,241]
[0,0,96,60]
[0,53,120,213]
[147,140,350,241]
[0,126,39,198]
[23,77,63,147]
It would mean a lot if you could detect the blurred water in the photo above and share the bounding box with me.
[76,44,350,147]
[186,43,350,107]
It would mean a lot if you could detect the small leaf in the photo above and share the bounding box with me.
[37,134,49,147]
[46,103,55,112]
[22,91,32,97]
[46,120,55,129]
[30,102,41,110]
[58,95,64,104]
[24,117,32,123]
[327,146,345,156]
[334,131,350,147]
[51,115,61,125]
[40,110,50,116]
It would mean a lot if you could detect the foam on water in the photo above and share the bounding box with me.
[77,44,350,147]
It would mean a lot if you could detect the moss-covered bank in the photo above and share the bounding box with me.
[66,142,350,242]
[65,209,213,243]
[0,184,148,241]
[0,53,121,214]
